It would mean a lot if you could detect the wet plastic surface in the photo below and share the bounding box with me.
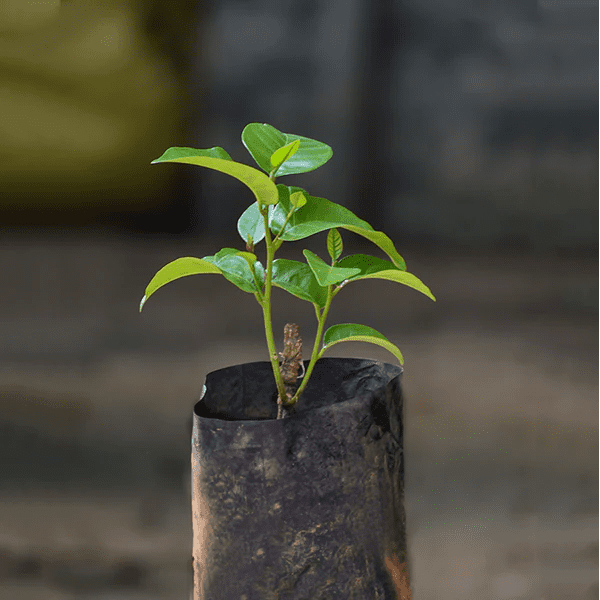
[191,358,411,599]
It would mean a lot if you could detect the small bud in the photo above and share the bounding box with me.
[246,235,254,253]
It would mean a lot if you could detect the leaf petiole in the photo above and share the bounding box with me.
[289,283,334,404]
[271,206,296,247]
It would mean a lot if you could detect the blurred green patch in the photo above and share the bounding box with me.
[0,0,194,213]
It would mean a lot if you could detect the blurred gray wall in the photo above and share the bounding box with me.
[192,0,598,254]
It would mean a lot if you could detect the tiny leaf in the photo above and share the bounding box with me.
[290,190,307,209]
[270,139,301,171]
[303,249,360,287]
[327,228,343,261]
[267,186,306,238]
[321,323,404,365]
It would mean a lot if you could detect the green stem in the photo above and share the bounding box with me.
[289,283,334,403]
[271,206,295,247]
[260,203,287,403]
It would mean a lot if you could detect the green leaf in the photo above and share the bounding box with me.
[321,323,404,365]
[152,146,279,206]
[140,257,222,311]
[233,250,259,269]
[337,254,435,301]
[342,228,407,271]
[203,248,262,293]
[271,259,327,307]
[157,146,234,161]
[290,190,307,209]
[267,185,308,239]
[270,139,300,172]
[238,202,265,245]
[303,249,360,287]
[253,260,266,289]
[327,228,343,261]
[278,193,371,240]
[336,254,395,275]
[242,123,285,172]
[275,193,406,270]
[242,123,333,176]
[237,203,277,245]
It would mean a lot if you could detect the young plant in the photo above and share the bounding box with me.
[140,123,435,417]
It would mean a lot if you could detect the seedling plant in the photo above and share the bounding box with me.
[140,123,435,417]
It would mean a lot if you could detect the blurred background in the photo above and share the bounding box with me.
[0,0,597,598]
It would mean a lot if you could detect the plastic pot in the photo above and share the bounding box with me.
[191,357,412,599]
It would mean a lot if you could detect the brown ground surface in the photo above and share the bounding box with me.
[0,234,597,599]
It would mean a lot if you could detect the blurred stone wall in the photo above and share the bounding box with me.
[192,0,598,253]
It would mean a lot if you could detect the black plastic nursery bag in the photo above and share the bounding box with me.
[191,357,411,600]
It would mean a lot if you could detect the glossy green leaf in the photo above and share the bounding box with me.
[271,259,327,307]
[321,323,404,365]
[266,185,308,239]
[336,254,395,275]
[140,257,222,311]
[337,254,435,301]
[242,123,333,176]
[343,228,406,270]
[327,228,343,261]
[237,203,277,245]
[290,190,307,209]
[238,202,265,245]
[270,139,300,172]
[275,192,406,270]
[234,250,260,270]
[152,146,279,206]
[277,192,370,240]
[203,248,262,293]
[252,259,266,290]
[303,249,360,287]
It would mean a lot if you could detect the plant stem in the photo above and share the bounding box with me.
[289,284,334,403]
[271,206,294,247]
[260,204,287,403]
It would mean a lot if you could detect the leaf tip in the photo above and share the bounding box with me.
[139,295,147,312]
